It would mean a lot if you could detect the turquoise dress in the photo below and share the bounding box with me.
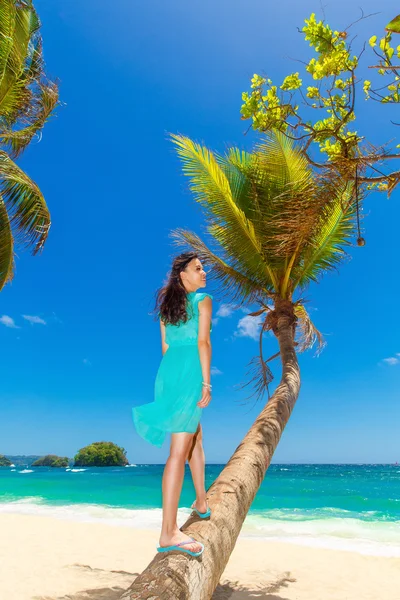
[132,291,213,448]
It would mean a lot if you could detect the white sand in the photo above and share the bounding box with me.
[0,513,399,600]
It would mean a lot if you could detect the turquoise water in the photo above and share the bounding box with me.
[1,464,399,556]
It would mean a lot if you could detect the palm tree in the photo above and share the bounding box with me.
[123,131,360,599]
[0,0,59,291]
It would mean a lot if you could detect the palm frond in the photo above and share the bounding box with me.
[0,1,16,94]
[170,133,279,289]
[0,81,58,158]
[206,222,279,290]
[251,132,320,261]
[294,302,327,356]
[293,180,357,288]
[218,133,320,271]
[215,148,290,277]
[255,130,312,194]
[0,150,50,253]
[0,196,14,290]
[0,2,54,290]
[216,148,255,216]
[0,3,39,124]
[0,1,58,157]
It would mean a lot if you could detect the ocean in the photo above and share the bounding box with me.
[1,463,399,557]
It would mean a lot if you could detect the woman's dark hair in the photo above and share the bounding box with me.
[154,251,199,326]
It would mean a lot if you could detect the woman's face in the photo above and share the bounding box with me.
[181,258,207,290]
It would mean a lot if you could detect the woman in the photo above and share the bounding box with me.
[132,251,213,557]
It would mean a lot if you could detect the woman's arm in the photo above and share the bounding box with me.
[197,296,212,385]
[159,319,169,356]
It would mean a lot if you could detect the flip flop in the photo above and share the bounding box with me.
[157,537,204,557]
[191,501,211,519]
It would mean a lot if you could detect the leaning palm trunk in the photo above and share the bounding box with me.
[121,300,300,600]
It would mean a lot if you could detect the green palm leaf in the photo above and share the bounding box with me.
[0,196,13,289]
[216,148,254,216]
[1,81,58,158]
[0,1,16,92]
[255,130,312,193]
[0,0,57,290]
[0,151,50,253]
[0,3,39,123]
[294,180,357,288]
[170,133,279,289]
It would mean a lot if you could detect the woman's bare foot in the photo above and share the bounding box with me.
[191,498,208,513]
[159,529,203,553]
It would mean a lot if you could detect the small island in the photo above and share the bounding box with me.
[74,441,129,467]
[32,455,70,467]
[0,455,12,467]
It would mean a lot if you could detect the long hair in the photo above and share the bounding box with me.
[154,251,199,326]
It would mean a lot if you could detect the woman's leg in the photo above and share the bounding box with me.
[187,424,208,513]
[159,431,203,552]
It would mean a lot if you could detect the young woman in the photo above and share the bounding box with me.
[132,251,213,557]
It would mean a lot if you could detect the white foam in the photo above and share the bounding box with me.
[240,513,400,557]
[0,499,399,557]
[0,499,169,529]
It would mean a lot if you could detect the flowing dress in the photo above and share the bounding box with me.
[132,291,213,448]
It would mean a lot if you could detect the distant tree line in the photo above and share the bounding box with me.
[0,442,129,467]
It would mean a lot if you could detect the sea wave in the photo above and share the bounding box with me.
[0,498,399,557]
[241,512,400,557]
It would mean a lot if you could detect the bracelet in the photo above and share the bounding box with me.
[202,381,212,389]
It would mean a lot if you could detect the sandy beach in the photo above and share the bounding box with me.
[0,513,399,600]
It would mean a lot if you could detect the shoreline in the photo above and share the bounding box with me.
[1,498,399,558]
[0,513,399,600]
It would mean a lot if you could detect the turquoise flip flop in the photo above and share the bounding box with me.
[157,537,204,557]
[192,501,211,519]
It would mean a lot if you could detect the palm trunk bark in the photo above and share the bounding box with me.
[121,298,300,600]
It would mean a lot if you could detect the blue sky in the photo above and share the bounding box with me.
[0,0,399,464]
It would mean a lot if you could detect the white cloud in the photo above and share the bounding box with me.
[22,315,47,325]
[211,366,223,376]
[382,356,400,366]
[214,300,274,342]
[234,314,264,341]
[0,315,19,329]
[216,304,236,318]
